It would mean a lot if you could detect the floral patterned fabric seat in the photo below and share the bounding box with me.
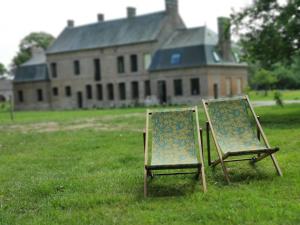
[150,109,199,167]
[207,98,267,154]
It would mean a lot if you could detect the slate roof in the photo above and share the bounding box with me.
[14,64,49,83]
[47,11,168,54]
[22,49,46,66]
[14,50,49,83]
[162,27,218,49]
[149,26,245,71]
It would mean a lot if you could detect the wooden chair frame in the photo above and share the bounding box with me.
[203,96,282,184]
[143,107,207,197]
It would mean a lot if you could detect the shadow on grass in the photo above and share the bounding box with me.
[143,174,201,198]
[209,163,277,185]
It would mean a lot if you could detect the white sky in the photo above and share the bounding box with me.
[0,0,252,68]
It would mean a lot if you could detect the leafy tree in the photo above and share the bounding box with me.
[231,0,300,69]
[0,63,7,76]
[252,69,277,95]
[12,32,55,68]
[271,63,297,89]
[290,53,300,87]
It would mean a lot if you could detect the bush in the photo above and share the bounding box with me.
[274,91,284,107]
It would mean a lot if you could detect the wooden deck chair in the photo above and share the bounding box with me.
[202,96,282,183]
[143,107,207,197]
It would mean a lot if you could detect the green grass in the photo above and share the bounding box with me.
[0,104,300,225]
[248,89,300,101]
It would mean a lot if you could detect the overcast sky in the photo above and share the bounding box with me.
[0,0,252,68]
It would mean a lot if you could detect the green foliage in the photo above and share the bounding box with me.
[0,62,7,76]
[0,105,300,224]
[271,63,297,89]
[12,32,55,67]
[274,91,283,107]
[252,69,277,94]
[249,89,300,101]
[232,0,300,69]
[248,54,300,89]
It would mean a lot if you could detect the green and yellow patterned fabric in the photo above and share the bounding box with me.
[206,98,267,153]
[150,109,198,166]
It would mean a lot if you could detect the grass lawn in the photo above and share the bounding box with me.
[248,89,300,101]
[0,104,299,225]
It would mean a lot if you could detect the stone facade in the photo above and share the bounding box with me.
[13,81,51,110]
[0,79,13,102]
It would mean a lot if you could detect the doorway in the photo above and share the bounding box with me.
[213,83,218,99]
[157,80,167,104]
[77,91,83,108]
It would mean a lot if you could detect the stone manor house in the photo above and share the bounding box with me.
[14,0,247,110]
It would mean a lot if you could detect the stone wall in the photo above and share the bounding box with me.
[0,79,13,102]
[13,81,51,110]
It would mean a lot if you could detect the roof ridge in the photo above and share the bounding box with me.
[68,11,166,30]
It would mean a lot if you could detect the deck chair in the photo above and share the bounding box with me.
[143,107,207,197]
[202,96,282,183]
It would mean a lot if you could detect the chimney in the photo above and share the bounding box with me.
[217,17,232,61]
[30,46,44,57]
[97,14,104,22]
[127,7,136,18]
[165,0,178,14]
[67,20,74,28]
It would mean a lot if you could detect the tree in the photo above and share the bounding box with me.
[252,69,277,95]
[12,32,55,68]
[271,63,298,89]
[0,63,7,76]
[231,0,300,69]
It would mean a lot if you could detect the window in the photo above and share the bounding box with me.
[191,78,200,95]
[237,78,242,95]
[18,90,24,102]
[86,85,93,99]
[131,81,139,99]
[37,89,43,101]
[144,54,151,70]
[96,84,103,100]
[51,63,57,78]
[130,54,138,72]
[144,80,151,97]
[74,60,80,75]
[213,51,221,62]
[174,79,183,96]
[52,87,59,96]
[117,56,125,73]
[226,78,232,96]
[94,59,101,81]
[65,86,72,97]
[107,83,114,100]
[171,53,181,65]
[119,83,126,100]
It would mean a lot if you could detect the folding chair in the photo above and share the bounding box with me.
[143,107,207,197]
[203,96,282,183]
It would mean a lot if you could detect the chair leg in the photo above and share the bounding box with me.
[215,153,230,184]
[270,154,283,176]
[144,168,148,197]
[199,165,207,192]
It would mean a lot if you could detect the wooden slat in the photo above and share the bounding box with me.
[202,100,230,184]
[245,95,283,176]
[195,106,207,192]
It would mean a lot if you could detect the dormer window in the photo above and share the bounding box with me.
[213,51,221,62]
[170,53,181,65]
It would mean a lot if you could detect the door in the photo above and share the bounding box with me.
[213,83,218,99]
[77,91,83,109]
[157,81,167,104]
